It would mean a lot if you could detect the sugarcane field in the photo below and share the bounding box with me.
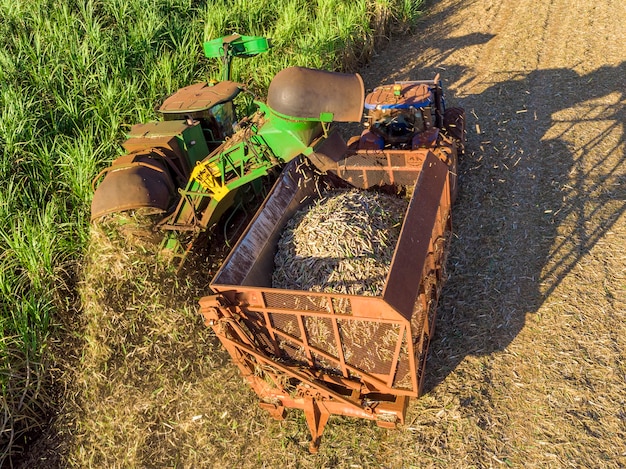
[0,0,624,467]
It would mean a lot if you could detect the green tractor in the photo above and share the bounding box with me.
[91,35,364,265]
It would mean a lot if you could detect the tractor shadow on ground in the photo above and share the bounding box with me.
[328,16,624,397]
[413,61,626,393]
[359,0,626,396]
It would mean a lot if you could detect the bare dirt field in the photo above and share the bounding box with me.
[24,0,625,467]
[358,0,626,466]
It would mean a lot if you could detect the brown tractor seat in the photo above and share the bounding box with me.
[159,81,242,114]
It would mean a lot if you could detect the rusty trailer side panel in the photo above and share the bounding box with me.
[201,150,453,451]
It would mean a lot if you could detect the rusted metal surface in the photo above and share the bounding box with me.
[91,121,205,221]
[90,149,179,220]
[193,74,464,450]
[158,81,241,114]
[204,150,453,450]
[310,134,458,203]
[201,77,464,450]
[267,67,365,122]
[364,82,432,110]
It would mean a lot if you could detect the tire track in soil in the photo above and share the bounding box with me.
[359,0,625,465]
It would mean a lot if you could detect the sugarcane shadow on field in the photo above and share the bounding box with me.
[420,61,626,392]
